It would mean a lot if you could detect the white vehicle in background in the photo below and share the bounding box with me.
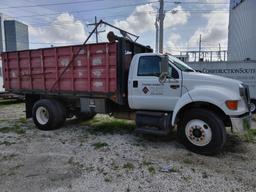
[187,61,256,114]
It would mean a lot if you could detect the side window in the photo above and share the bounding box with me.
[138,56,161,76]
[168,65,179,79]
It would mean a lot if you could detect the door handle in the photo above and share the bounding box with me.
[133,81,138,88]
[170,84,180,89]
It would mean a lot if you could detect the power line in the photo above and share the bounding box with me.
[25,13,142,27]
[12,9,229,26]
[166,9,229,13]
[165,1,229,5]
[0,39,81,45]
[1,1,229,27]
[0,0,103,9]
[16,8,228,29]
[17,9,229,19]
[15,1,159,18]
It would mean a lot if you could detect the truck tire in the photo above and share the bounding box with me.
[177,108,226,155]
[52,99,66,127]
[32,99,64,130]
[250,100,256,114]
[75,112,96,121]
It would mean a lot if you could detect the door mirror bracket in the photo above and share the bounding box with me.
[159,73,167,83]
[159,54,169,83]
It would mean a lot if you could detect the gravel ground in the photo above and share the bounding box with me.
[0,102,256,192]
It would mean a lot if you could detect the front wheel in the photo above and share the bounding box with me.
[177,108,226,155]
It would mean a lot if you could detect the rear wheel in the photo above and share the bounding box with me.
[177,108,226,155]
[32,99,65,130]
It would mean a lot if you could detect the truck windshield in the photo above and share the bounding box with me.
[168,55,195,72]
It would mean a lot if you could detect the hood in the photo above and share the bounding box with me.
[182,72,243,94]
[184,71,242,85]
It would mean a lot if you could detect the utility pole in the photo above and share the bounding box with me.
[159,0,165,53]
[155,17,159,53]
[199,34,202,61]
[218,43,221,61]
[88,16,105,43]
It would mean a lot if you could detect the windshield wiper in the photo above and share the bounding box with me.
[183,69,195,72]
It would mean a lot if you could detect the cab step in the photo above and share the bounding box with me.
[135,111,173,136]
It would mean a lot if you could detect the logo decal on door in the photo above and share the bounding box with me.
[142,87,149,94]
[142,83,164,95]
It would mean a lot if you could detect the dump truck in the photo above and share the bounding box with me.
[1,27,251,155]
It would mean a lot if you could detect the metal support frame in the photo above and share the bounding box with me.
[50,20,140,91]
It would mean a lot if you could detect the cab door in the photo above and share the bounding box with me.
[128,55,182,111]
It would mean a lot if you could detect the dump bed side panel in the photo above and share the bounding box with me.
[2,43,117,95]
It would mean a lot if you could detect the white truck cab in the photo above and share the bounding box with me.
[128,53,251,155]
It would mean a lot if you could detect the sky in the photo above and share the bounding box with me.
[0,0,230,54]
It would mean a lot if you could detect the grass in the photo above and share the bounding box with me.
[19,117,27,124]
[148,166,156,174]
[0,124,25,135]
[67,157,84,169]
[85,166,94,172]
[91,142,109,150]
[104,176,112,182]
[142,160,156,174]
[0,119,27,135]
[0,99,22,106]
[242,128,256,143]
[0,141,16,146]
[169,166,180,173]
[80,115,135,135]
[183,158,193,164]
[123,162,135,170]
[0,154,18,161]
[111,161,119,170]
[142,160,153,166]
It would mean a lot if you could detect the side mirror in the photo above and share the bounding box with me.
[159,55,168,83]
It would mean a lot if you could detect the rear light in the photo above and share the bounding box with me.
[225,100,238,110]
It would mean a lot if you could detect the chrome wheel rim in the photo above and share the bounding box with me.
[36,106,49,125]
[185,119,212,146]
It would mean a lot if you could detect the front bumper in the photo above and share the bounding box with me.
[230,113,251,133]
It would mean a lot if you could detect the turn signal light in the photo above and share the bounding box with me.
[225,100,238,110]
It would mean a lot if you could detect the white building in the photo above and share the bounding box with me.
[228,0,256,61]
[0,13,7,52]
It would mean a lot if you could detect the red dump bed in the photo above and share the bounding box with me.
[2,39,152,104]
[2,42,117,93]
